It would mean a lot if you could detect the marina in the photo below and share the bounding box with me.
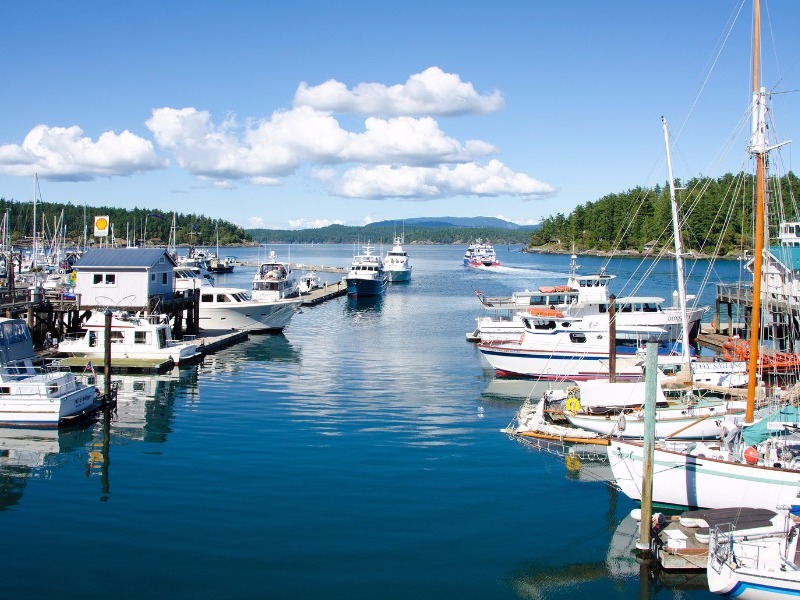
[0,244,744,598]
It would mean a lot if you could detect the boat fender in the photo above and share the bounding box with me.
[744,445,760,465]
[565,397,581,413]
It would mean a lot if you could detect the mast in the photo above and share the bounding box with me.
[662,117,691,366]
[32,174,38,269]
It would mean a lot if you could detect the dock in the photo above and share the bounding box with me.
[300,281,348,305]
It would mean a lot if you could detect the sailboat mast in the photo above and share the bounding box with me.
[662,117,691,366]
[746,0,764,424]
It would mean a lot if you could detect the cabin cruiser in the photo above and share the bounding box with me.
[0,318,98,426]
[345,243,387,296]
[384,236,412,282]
[58,311,201,365]
[252,251,300,302]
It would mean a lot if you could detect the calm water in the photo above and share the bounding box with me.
[3,245,741,599]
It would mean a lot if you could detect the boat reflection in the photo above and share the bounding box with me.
[199,335,301,374]
[344,294,384,317]
[0,422,95,511]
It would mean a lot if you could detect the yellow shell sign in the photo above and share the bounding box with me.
[94,215,110,237]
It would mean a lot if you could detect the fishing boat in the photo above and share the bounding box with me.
[252,250,300,302]
[463,240,499,267]
[345,242,387,296]
[607,0,800,511]
[469,252,707,344]
[175,265,301,333]
[0,317,99,426]
[707,506,800,597]
[384,235,412,282]
[58,310,201,365]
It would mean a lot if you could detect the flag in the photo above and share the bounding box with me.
[94,215,110,237]
[84,360,96,378]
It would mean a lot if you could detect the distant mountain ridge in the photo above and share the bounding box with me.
[367,216,538,230]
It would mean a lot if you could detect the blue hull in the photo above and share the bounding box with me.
[346,277,387,296]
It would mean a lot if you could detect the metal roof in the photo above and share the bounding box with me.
[74,248,177,269]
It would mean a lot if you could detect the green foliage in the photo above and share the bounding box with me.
[530,171,800,255]
[246,224,533,245]
[0,199,251,246]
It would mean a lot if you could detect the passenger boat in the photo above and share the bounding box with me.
[345,242,387,296]
[175,266,301,333]
[0,318,99,426]
[252,250,300,302]
[58,310,201,365]
[463,240,500,267]
[383,235,412,282]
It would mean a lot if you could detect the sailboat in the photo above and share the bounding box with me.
[607,0,800,512]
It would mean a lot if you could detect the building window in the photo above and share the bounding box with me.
[93,274,103,285]
[151,274,156,282]
[92,273,117,286]
[105,274,116,285]
[162,272,168,285]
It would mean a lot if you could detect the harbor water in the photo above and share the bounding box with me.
[3,244,738,599]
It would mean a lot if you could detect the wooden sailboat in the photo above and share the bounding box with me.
[607,0,800,512]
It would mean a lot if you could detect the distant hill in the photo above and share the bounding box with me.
[367,216,538,230]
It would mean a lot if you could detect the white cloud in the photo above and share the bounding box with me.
[294,67,504,116]
[287,217,344,229]
[248,216,265,228]
[493,214,540,226]
[0,124,165,180]
[331,160,555,200]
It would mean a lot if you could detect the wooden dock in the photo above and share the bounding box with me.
[299,282,348,305]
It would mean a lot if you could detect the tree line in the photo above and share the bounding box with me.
[530,171,800,255]
[246,224,533,245]
[0,198,251,247]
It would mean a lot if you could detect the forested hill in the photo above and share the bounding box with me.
[245,224,532,245]
[531,171,800,256]
[0,198,250,246]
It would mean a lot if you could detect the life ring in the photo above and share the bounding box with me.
[565,454,582,471]
[528,307,564,318]
[565,397,581,413]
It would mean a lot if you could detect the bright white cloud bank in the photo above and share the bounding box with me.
[1,67,554,202]
[293,66,504,116]
[0,125,165,180]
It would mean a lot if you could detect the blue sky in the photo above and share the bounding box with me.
[2,0,799,231]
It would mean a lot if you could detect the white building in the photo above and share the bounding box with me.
[73,248,177,312]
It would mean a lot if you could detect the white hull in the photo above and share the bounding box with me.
[0,383,97,426]
[479,343,644,380]
[708,563,800,599]
[566,406,731,439]
[199,298,301,332]
[607,439,800,510]
[386,268,411,282]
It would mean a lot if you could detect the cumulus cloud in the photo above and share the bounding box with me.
[287,217,344,229]
[294,67,504,116]
[330,160,555,200]
[0,124,165,180]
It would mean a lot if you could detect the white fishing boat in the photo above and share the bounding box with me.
[607,0,800,511]
[345,242,387,296]
[252,250,300,302]
[58,310,201,365]
[707,506,800,598]
[463,239,499,267]
[384,235,412,282]
[0,318,99,426]
[470,253,707,344]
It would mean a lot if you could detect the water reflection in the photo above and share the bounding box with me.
[200,335,301,375]
[344,294,384,321]
[0,423,95,510]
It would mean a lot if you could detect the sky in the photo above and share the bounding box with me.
[2,0,800,231]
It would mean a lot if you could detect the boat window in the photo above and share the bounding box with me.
[643,303,658,312]
[620,304,632,312]
[569,333,587,343]
[599,304,608,313]
[135,331,147,345]
[531,320,557,330]
[157,329,167,349]
[217,294,230,302]
[201,294,213,302]
[0,386,11,395]
[110,331,124,344]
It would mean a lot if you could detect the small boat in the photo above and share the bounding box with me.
[707,506,800,597]
[345,242,387,296]
[0,317,99,426]
[298,271,322,294]
[384,235,412,282]
[463,239,500,268]
[58,310,201,365]
[252,251,300,302]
